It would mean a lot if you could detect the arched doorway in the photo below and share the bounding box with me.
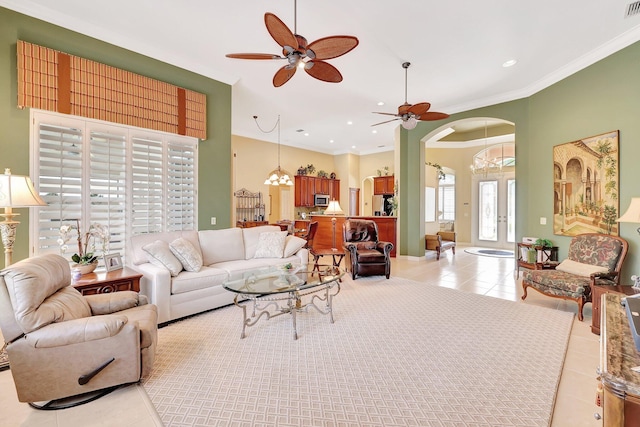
[422,118,515,248]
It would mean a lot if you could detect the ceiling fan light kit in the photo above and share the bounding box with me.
[372,62,449,129]
[226,1,359,87]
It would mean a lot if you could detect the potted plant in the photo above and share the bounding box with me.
[533,238,553,264]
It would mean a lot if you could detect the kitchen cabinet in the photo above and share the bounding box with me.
[295,176,340,207]
[373,176,395,195]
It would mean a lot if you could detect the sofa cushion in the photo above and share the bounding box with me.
[142,240,183,276]
[242,225,282,259]
[129,230,201,266]
[170,266,229,295]
[555,259,608,277]
[170,238,203,272]
[198,228,245,265]
[1,254,91,333]
[284,235,307,257]
[254,231,287,258]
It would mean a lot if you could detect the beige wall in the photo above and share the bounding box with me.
[426,146,479,243]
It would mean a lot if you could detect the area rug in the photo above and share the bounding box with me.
[465,247,515,258]
[143,276,573,426]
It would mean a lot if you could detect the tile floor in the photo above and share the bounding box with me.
[0,247,603,426]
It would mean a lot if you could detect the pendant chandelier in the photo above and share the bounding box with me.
[255,115,294,186]
[470,121,504,177]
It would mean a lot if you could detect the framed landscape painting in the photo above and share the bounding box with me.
[552,130,619,236]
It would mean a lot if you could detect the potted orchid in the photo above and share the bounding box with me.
[58,220,110,274]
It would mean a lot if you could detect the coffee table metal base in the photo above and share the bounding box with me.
[233,282,340,340]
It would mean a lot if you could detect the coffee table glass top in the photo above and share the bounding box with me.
[223,265,343,295]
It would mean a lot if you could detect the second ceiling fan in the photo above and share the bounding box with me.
[226,0,359,87]
[372,62,449,130]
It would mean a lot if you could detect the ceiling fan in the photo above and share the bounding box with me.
[225,0,358,87]
[372,62,449,130]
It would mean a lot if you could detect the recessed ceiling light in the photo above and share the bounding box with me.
[329,139,334,143]
[502,59,517,68]
[347,121,353,125]
[351,145,356,149]
[304,133,309,136]
[377,101,384,106]
[372,130,377,134]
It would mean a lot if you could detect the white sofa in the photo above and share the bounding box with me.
[128,225,308,324]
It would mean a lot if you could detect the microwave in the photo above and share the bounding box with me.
[314,194,330,207]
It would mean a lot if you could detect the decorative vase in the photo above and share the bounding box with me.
[72,261,98,275]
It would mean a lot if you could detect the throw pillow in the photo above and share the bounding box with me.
[556,259,609,277]
[170,238,203,272]
[254,231,287,259]
[142,240,183,276]
[283,235,307,257]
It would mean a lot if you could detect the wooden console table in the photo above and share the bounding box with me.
[515,242,558,277]
[598,293,640,425]
[72,267,142,295]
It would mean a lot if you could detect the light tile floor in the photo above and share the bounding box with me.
[0,247,602,426]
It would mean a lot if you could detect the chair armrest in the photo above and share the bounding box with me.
[425,234,442,250]
[376,241,394,256]
[343,243,358,256]
[84,291,142,315]
[24,315,128,348]
[437,231,456,242]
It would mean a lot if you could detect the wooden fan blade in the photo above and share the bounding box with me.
[306,36,359,60]
[226,53,284,60]
[371,118,400,127]
[373,112,401,117]
[304,61,343,83]
[408,102,431,116]
[397,103,412,115]
[265,13,298,50]
[418,111,450,121]
[273,65,297,87]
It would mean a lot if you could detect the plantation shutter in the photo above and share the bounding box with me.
[36,122,84,255]
[89,130,127,255]
[167,141,196,231]
[131,136,165,235]
[31,110,198,265]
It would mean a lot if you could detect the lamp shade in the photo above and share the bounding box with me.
[617,198,640,223]
[0,169,46,208]
[324,200,344,215]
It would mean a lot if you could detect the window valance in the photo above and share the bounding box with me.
[17,40,206,139]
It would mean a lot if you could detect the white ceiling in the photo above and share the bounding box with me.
[3,0,640,155]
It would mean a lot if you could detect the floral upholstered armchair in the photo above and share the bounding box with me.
[521,233,628,321]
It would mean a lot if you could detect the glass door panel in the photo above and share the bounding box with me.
[478,180,498,241]
[507,179,516,243]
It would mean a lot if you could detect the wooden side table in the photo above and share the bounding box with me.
[591,284,640,335]
[515,243,559,277]
[72,267,142,295]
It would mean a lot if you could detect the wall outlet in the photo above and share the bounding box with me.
[540,217,547,225]
[210,217,216,225]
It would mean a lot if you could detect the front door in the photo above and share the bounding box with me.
[472,172,515,249]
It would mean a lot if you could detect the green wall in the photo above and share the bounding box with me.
[400,41,640,280]
[0,7,232,268]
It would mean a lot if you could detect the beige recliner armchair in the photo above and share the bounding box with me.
[0,254,157,408]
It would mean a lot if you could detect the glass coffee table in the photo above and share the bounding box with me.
[223,265,343,340]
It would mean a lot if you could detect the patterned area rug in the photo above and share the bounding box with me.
[143,276,573,426]
[465,247,515,258]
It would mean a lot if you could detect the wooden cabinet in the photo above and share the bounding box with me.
[236,220,269,228]
[591,285,640,335]
[295,176,340,207]
[72,267,142,295]
[373,176,395,195]
[329,179,340,202]
[310,215,396,257]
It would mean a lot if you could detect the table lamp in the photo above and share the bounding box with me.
[617,197,640,236]
[0,168,47,266]
[324,200,344,251]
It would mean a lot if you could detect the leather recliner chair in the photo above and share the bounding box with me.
[342,219,393,280]
[0,254,158,408]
